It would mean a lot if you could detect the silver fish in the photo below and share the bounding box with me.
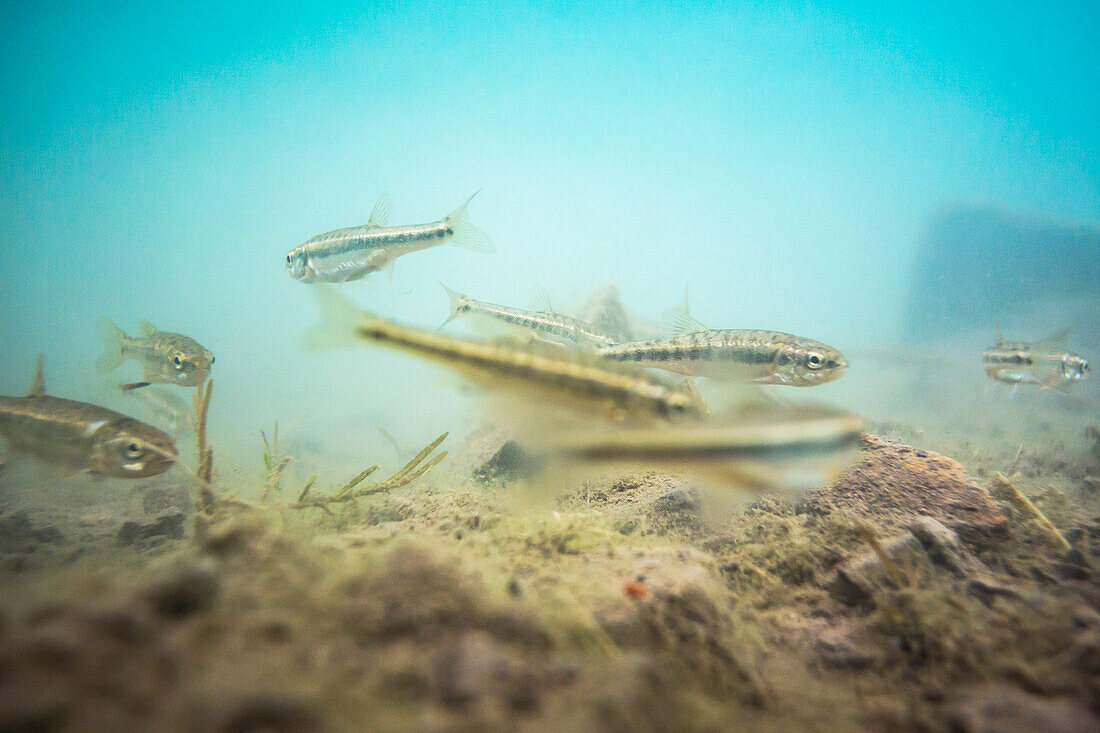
[97,318,214,387]
[0,356,177,478]
[438,283,617,348]
[286,192,495,283]
[310,287,705,423]
[983,326,1089,389]
[596,303,847,386]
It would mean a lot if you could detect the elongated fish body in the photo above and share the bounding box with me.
[312,288,704,423]
[596,330,848,386]
[547,404,862,493]
[286,192,494,284]
[97,318,213,387]
[983,327,1089,389]
[439,284,617,348]
[0,357,177,478]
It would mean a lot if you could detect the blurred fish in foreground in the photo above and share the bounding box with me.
[0,356,177,478]
[542,402,862,495]
[309,287,705,423]
[596,299,848,386]
[286,191,495,284]
[97,318,214,388]
[983,326,1089,391]
[438,282,618,348]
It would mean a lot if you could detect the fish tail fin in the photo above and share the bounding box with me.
[446,191,496,253]
[437,282,467,330]
[305,285,367,350]
[95,317,127,374]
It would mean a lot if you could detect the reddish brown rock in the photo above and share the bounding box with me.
[806,434,1006,548]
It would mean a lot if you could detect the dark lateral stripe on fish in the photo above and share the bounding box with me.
[557,412,863,455]
[983,352,1033,366]
[566,435,860,462]
[561,426,862,462]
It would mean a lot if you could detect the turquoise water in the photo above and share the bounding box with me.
[2,2,1098,475]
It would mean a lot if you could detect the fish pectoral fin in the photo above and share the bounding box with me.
[138,319,158,336]
[367,191,393,227]
[1033,353,1068,388]
[120,381,152,391]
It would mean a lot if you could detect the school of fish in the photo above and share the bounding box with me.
[0,190,1089,498]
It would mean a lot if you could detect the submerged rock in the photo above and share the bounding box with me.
[906,516,983,577]
[473,440,539,484]
[829,533,923,609]
[0,511,63,553]
[117,508,185,546]
[141,484,191,517]
[829,519,986,608]
[144,565,220,619]
[807,434,1007,548]
[949,683,1099,733]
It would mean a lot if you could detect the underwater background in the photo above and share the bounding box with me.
[3,4,1100,731]
[2,1,1098,481]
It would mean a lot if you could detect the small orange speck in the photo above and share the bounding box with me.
[623,581,648,599]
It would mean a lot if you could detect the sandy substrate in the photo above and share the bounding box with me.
[1,421,1098,732]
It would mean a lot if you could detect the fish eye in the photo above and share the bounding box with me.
[124,442,143,460]
[173,355,182,367]
[287,254,292,264]
[806,353,824,369]
[210,355,215,365]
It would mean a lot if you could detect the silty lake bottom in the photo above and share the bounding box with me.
[2,4,1099,732]
[2,270,1098,731]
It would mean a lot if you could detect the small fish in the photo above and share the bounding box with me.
[286,192,495,284]
[97,318,214,387]
[0,356,177,478]
[438,283,618,348]
[310,287,705,423]
[546,402,862,493]
[595,301,847,386]
[983,326,1089,390]
[121,384,195,434]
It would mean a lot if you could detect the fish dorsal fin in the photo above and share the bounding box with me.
[1034,328,1071,354]
[993,322,1005,347]
[662,306,708,337]
[661,287,708,337]
[528,286,554,314]
[368,191,393,228]
[138,320,158,336]
[27,354,46,397]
